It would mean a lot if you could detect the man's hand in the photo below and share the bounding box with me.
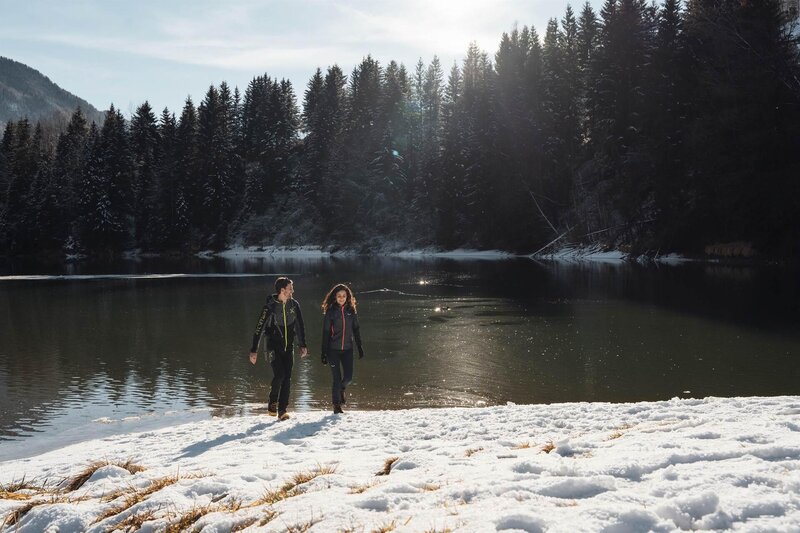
[299,346,309,358]
[321,353,328,365]
[249,352,257,365]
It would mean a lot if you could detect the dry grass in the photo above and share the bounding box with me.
[607,423,635,440]
[163,505,208,533]
[419,483,440,492]
[555,500,579,507]
[1,477,52,502]
[0,491,33,501]
[285,514,322,532]
[258,509,279,526]
[3,502,35,527]
[513,442,532,449]
[254,463,338,506]
[349,479,382,494]
[64,459,146,492]
[230,515,264,531]
[464,447,483,457]
[371,520,397,532]
[376,456,400,476]
[422,527,453,533]
[94,472,191,524]
[3,493,91,527]
[111,508,159,532]
[540,441,556,454]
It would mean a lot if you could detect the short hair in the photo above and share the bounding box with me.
[274,277,293,294]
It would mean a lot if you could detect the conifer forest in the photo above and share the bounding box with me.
[1,0,799,258]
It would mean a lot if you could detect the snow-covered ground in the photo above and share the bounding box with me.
[2,396,799,532]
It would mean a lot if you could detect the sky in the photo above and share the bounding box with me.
[0,0,599,117]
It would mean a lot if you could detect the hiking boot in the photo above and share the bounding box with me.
[333,404,344,414]
[340,389,347,405]
[267,402,278,416]
[278,411,290,421]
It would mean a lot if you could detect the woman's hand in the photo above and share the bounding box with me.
[249,352,257,365]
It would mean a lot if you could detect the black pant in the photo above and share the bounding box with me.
[328,348,353,406]
[269,344,294,412]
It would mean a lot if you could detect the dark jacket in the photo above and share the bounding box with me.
[322,303,363,356]
[250,294,307,353]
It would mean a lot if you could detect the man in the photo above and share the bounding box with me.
[249,277,308,420]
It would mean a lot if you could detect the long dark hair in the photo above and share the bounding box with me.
[321,283,357,314]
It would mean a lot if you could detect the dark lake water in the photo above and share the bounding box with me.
[1,255,799,460]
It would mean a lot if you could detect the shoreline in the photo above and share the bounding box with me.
[2,244,797,267]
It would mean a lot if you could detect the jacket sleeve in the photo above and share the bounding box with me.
[352,312,364,357]
[250,305,270,353]
[321,310,332,356]
[294,300,307,348]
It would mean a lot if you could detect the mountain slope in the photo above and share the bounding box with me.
[0,56,105,129]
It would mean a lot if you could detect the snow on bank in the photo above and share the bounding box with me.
[537,245,694,265]
[536,245,628,264]
[393,248,516,260]
[211,246,517,260]
[2,397,799,532]
[209,246,332,258]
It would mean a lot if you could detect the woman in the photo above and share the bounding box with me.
[321,283,364,414]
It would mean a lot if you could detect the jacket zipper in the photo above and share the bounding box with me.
[283,301,288,350]
[341,306,346,350]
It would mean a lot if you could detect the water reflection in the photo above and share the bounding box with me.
[0,257,799,460]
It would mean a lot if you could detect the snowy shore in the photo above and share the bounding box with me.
[2,396,799,532]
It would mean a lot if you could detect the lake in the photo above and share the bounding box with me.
[1,255,798,460]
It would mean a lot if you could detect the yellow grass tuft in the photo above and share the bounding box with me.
[163,505,209,533]
[112,508,159,531]
[64,459,146,492]
[376,456,400,476]
[3,502,35,527]
[513,442,531,449]
[371,520,397,532]
[349,479,382,494]
[607,423,635,440]
[285,514,322,532]
[0,476,50,496]
[258,509,279,526]
[555,500,579,507]
[254,463,338,506]
[540,441,556,454]
[0,491,32,501]
[464,447,483,457]
[420,483,440,492]
[3,493,90,527]
[230,515,264,531]
[94,471,206,524]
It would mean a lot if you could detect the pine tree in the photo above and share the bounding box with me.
[684,0,800,253]
[301,68,326,205]
[50,108,89,247]
[437,63,464,247]
[175,97,199,248]
[95,105,131,251]
[130,101,160,247]
[197,85,236,248]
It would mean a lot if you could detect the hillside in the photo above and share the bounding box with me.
[0,56,105,129]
